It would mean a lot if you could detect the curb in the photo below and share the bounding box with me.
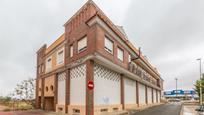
[180,104,184,115]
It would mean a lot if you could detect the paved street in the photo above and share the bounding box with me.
[132,103,182,115]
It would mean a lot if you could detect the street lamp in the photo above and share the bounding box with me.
[197,58,202,105]
[175,78,178,98]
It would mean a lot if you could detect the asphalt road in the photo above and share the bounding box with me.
[132,103,182,115]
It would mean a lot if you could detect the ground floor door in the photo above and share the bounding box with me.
[44,97,54,111]
[38,96,41,109]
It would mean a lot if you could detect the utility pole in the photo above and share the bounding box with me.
[175,78,178,98]
[197,58,202,105]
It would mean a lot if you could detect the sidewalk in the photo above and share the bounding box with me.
[181,105,198,115]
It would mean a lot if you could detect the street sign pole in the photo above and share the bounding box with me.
[175,78,178,98]
[197,58,202,105]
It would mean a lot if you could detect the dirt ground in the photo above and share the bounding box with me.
[0,105,8,111]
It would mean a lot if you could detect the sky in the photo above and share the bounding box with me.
[0,0,204,96]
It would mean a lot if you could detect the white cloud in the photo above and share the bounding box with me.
[0,0,203,95]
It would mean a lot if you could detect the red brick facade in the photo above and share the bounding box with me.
[36,1,163,115]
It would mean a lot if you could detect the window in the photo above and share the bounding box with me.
[46,86,49,92]
[78,36,87,52]
[117,47,124,61]
[46,57,52,72]
[128,54,131,62]
[105,37,113,54]
[70,45,73,57]
[57,48,64,65]
[50,85,54,91]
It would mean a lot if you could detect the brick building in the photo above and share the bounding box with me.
[36,1,164,115]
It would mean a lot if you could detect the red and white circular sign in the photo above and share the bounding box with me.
[88,81,94,90]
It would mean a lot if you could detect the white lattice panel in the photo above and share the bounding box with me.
[124,78,136,104]
[58,72,66,105]
[70,64,86,105]
[147,87,152,104]
[94,64,121,105]
[138,83,146,104]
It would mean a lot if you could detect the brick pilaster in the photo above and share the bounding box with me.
[41,78,45,110]
[152,88,154,103]
[86,60,94,115]
[156,90,158,103]
[136,81,139,107]
[145,85,148,104]
[120,75,125,110]
[54,74,58,111]
[35,78,39,109]
[65,69,70,113]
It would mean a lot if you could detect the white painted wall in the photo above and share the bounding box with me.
[57,73,66,105]
[94,64,121,105]
[138,83,146,105]
[147,87,152,104]
[153,89,157,103]
[70,64,86,105]
[124,78,136,104]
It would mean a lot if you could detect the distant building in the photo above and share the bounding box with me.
[164,90,199,100]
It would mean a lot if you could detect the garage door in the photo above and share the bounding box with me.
[57,72,66,105]
[138,83,146,105]
[153,89,157,103]
[70,64,86,105]
[147,87,152,104]
[94,64,121,105]
[124,78,136,104]
[157,90,160,103]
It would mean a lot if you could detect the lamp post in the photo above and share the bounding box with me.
[197,58,202,105]
[175,78,178,98]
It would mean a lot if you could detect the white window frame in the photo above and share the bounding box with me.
[70,45,73,57]
[57,48,64,65]
[78,36,87,53]
[117,47,124,61]
[128,54,131,62]
[46,57,52,72]
[105,36,113,54]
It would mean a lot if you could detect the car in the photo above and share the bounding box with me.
[195,104,204,115]
[168,98,181,102]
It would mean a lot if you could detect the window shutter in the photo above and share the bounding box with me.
[117,48,124,61]
[46,57,52,72]
[78,36,87,52]
[57,50,64,65]
[105,37,113,53]
[70,45,73,57]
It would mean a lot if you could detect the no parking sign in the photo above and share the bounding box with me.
[88,81,94,90]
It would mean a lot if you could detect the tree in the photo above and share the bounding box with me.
[194,74,204,100]
[0,96,11,105]
[12,78,35,105]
